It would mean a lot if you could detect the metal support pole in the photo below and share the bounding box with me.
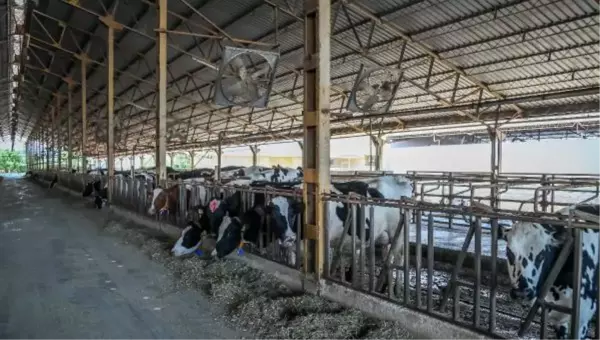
[189,151,195,170]
[371,136,384,171]
[55,93,62,171]
[216,132,224,182]
[130,155,135,177]
[80,56,88,172]
[50,109,56,171]
[24,142,28,170]
[156,0,168,187]
[100,15,122,204]
[250,145,259,166]
[45,127,50,171]
[489,129,502,209]
[302,0,331,280]
[67,82,73,171]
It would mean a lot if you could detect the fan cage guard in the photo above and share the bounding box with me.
[347,64,402,114]
[214,46,280,109]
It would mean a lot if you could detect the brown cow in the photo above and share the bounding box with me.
[147,184,192,216]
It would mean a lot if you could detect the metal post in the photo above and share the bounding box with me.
[130,155,135,177]
[67,81,73,171]
[45,127,50,171]
[189,151,195,170]
[156,0,168,187]
[55,93,62,171]
[216,132,224,181]
[372,136,384,171]
[250,145,258,166]
[80,56,88,172]
[489,129,502,209]
[50,107,56,170]
[100,15,122,204]
[302,0,331,281]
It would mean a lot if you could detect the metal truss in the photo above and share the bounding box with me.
[10,0,600,154]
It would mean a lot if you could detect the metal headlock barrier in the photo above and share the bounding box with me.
[32,170,599,339]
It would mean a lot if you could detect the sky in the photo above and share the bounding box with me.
[0,139,24,151]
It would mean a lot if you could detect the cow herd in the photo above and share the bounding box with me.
[42,164,599,339]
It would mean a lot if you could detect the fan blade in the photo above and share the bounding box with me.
[251,65,270,80]
[246,79,259,101]
[362,94,378,111]
[231,55,246,71]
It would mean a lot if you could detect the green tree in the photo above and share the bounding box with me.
[0,149,26,173]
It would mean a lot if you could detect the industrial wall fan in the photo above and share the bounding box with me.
[214,46,280,108]
[347,65,402,114]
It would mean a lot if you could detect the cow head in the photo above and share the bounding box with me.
[266,196,303,247]
[212,214,245,259]
[211,195,303,259]
[172,221,206,257]
[211,199,267,259]
[499,221,566,303]
[82,180,101,197]
[147,187,166,215]
[205,192,242,236]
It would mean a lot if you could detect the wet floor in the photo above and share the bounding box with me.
[0,177,246,338]
[409,222,507,258]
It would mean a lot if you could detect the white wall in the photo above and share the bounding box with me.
[384,138,600,174]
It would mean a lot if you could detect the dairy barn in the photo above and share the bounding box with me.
[1,0,599,338]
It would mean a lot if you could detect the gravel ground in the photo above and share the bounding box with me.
[100,218,418,339]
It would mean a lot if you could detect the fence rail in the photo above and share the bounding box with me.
[32,170,599,339]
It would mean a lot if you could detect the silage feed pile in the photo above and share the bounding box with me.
[101,219,416,339]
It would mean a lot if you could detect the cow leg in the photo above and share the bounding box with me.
[546,286,572,339]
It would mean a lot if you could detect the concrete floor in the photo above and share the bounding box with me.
[0,177,246,339]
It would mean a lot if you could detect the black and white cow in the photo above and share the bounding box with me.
[211,191,303,260]
[87,169,106,176]
[217,165,247,180]
[82,179,107,209]
[226,166,303,185]
[499,204,599,339]
[174,168,214,180]
[171,190,243,257]
[328,175,413,291]
[171,181,303,258]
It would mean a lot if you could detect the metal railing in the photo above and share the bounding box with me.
[321,193,599,339]
[405,171,600,230]
[30,170,599,339]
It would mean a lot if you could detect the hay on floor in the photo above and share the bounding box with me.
[101,217,416,339]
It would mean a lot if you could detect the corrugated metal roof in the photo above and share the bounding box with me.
[7,0,599,153]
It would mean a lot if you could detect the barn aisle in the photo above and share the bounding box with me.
[0,177,245,339]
